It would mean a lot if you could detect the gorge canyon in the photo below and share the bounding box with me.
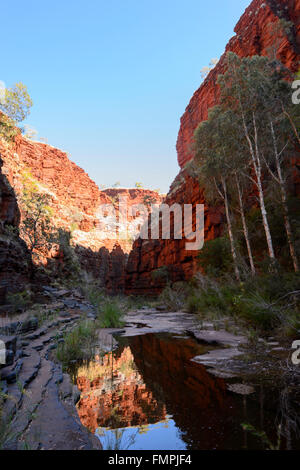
[0,0,299,298]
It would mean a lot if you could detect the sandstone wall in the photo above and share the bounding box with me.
[177,0,300,168]
[0,157,32,303]
[125,0,300,295]
[0,130,163,292]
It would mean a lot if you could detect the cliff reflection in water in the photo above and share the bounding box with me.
[74,332,291,449]
[74,333,236,449]
[76,343,167,433]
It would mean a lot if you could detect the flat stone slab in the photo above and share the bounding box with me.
[191,348,244,366]
[188,329,247,347]
[122,311,199,337]
[227,383,255,395]
[206,368,237,379]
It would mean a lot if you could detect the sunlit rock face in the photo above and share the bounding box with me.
[0,125,162,290]
[125,0,300,295]
[0,131,162,253]
[177,0,300,168]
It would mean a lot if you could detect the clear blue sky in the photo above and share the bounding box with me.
[1,0,250,193]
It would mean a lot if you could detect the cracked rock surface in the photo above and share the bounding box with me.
[0,286,100,450]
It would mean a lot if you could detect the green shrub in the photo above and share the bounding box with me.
[235,293,282,330]
[0,114,18,142]
[198,237,233,276]
[151,266,170,282]
[82,283,125,328]
[56,320,97,367]
[158,282,191,311]
[97,301,124,328]
[6,290,31,313]
[57,229,81,278]
[84,284,105,306]
[186,294,202,313]
[279,311,300,337]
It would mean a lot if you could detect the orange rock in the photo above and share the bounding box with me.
[125,0,300,295]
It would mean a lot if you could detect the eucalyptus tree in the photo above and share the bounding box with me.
[252,59,300,272]
[192,106,241,281]
[220,108,256,275]
[221,54,299,272]
[218,53,276,264]
[0,82,33,142]
[0,82,32,122]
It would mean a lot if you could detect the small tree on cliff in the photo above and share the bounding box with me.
[0,82,33,122]
[0,82,33,142]
[19,172,56,259]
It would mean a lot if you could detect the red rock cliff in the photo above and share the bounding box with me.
[0,156,32,302]
[0,129,162,292]
[125,0,300,295]
[177,0,300,168]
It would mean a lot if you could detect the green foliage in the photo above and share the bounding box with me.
[183,270,300,335]
[23,125,37,140]
[0,114,18,142]
[0,82,33,122]
[189,52,300,276]
[56,320,98,367]
[83,283,105,306]
[20,171,56,258]
[57,229,81,278]
[143,194,157,207]
[135,182,143,188]
[97,301,124,328]
[6,290,31,313]
[158,282,191,311]
[0,392,14,450]
[151,266,170,282]
[83,284,125,328]
[235,292,282,330]
[241,423,281,450]
[66,209,83,234]
[186,294,202,314]
[198,237,233,276]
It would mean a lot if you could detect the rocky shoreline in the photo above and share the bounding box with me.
[1,290,299,450]
[0,286,101,450]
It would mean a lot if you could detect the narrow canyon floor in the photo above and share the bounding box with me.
[0,288,299,450]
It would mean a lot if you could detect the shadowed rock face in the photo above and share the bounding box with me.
[0,157,31,303]
[125,170,224,295]
[125,0,300,295]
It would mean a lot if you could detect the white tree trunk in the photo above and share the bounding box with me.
[241,111,276,261]
[235,173,256,275]
[270,121,299,272]
[221,177,241,282]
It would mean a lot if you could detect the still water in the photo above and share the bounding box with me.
[72,333,300,450]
